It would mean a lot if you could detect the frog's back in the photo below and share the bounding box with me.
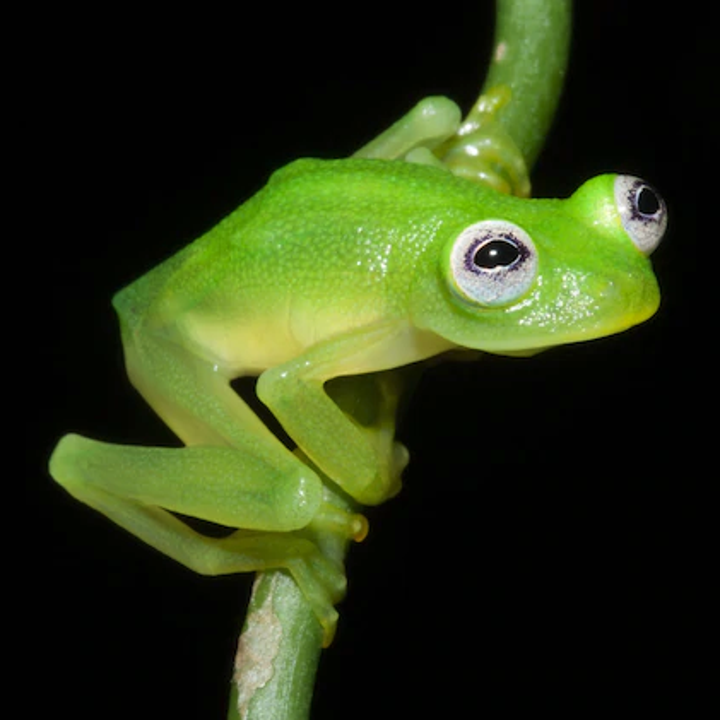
[263,158,495,216]
[112,183,266,330]
[221,157,499,311]
[113,158,500,369]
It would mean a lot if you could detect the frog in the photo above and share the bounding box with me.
[48,93,667,646]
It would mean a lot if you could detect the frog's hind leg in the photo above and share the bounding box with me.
[49,299,351,642]
[107,293,323,517]
[49,434,346,644]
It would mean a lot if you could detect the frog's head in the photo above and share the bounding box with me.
[411,174,667,355]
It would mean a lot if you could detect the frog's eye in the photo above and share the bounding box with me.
[614,175,667,255]
[448,220,538,307]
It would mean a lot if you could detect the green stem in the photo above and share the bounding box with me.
[227,2,572,718]
[480,0,572,170]
[227,572,322,720]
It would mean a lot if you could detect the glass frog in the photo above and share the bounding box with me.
[49,93,667,645]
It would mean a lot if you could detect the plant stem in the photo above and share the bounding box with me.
[227,572,322,720]
[227,2,572,718]
[481,0,572,170]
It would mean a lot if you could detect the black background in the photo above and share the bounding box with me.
[33,3,705,718]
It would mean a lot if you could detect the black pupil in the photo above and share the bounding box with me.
[636,186,661,216]
[473,239,520,269]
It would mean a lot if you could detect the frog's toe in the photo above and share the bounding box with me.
[286,551,347,646]
[392,441,410,477]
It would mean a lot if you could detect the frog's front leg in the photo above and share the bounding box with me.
[352,96,461,164]
[354,87,530,197]
[256,322,454,506]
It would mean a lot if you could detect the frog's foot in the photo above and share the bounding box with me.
[434,85,531,197]
[218,529,348,647]
[282,547,347,647]
[309,503,369,543]
[362,434,408,505]
[358,370,410,504]
[188,527,349,648]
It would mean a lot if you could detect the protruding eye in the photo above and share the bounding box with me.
[448,220,538,306]
[614,175,667,255]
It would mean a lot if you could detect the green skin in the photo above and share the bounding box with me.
[49,94,665,647]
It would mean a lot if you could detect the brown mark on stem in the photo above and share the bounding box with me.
[233,574,283,719]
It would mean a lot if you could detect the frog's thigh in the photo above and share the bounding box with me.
[117,316,283,453]
[110,322,326,523]
[50,434,323,533]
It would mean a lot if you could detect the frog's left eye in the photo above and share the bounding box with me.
[448,220,538,307]
[614,175,667,255]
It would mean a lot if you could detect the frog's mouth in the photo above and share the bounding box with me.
[497,313,654,356]
[471,269,662,356]
[486,297,660,356]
